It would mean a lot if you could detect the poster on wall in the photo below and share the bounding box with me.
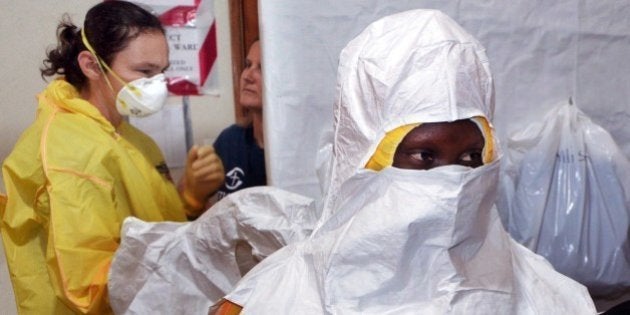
[128,0,218,95]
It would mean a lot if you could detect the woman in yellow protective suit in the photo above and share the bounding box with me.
[1,2,224,314]
[212,9,596,315]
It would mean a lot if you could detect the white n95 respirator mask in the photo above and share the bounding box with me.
[81,28,169,117]
[116,74,168,117]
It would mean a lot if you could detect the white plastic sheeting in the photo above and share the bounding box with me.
[108,187,318,314]
[223,10,596,314]
[260,0,630,201]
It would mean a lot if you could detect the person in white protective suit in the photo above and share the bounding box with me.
[210,9,597,315]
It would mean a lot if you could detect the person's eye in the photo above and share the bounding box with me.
[410,150,434,162]
[460,150,483,166]
[138,69,154,77]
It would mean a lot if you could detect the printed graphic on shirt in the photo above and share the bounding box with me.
[225,167,245,190]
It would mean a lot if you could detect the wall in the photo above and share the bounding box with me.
[0,0,236,313]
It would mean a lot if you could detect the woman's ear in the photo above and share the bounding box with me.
[77,51,102,80]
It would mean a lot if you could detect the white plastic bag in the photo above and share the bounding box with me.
[498,101,630,302]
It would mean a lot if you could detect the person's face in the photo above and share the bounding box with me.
[239,41,262,111]
[107,30,169,97]
[393,119,485,170]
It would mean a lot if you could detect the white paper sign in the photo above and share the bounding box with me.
[165,27,202,85]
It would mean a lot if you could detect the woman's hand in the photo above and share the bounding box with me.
[181,145,225,216]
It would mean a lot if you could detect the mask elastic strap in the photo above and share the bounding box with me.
[80,28,140,97]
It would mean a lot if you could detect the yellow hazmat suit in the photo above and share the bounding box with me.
[0,79,187,314]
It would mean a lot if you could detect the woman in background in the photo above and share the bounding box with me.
[211,40,266,203]
[1,1,222,313]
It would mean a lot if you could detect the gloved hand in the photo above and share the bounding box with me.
[180,145,225,216]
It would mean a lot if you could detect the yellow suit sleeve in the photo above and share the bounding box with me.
[45,169,119,314]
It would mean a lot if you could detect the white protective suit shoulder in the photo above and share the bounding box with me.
[223,9,596,314]
[108,187,318,314]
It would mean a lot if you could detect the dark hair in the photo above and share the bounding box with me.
[40,1,165,90]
